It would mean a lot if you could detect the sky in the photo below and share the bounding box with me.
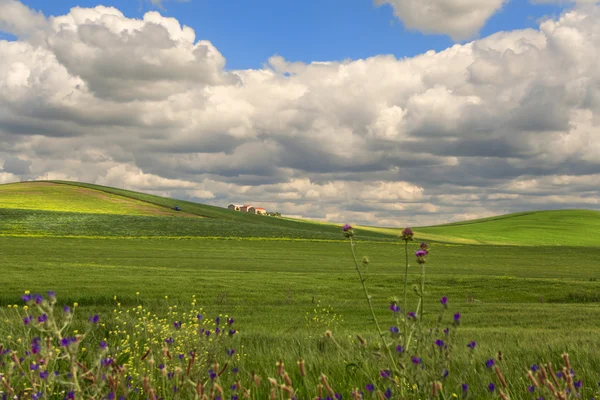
[0,0,599,227]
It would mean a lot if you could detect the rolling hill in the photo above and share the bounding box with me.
[0,181,394,241]
[360,209,600,247]
[1,180,598,246]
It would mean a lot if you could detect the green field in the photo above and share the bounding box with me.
[1,181,600,399]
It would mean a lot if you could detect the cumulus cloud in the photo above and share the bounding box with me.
[374,0,507,40]
[1,2,600,226]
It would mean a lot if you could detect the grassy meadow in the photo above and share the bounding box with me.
[1,181,600,399]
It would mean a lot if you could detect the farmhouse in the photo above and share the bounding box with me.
[228,203,268,214]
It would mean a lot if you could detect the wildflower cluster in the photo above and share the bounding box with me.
[0,292,240,399]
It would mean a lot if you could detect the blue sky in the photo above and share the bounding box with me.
[14,0,569,70]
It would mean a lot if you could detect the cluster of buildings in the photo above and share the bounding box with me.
[228,204,267,215]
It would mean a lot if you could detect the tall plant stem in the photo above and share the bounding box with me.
[420,262,425,322]
[349,237,397,372]
[403,240,409,347]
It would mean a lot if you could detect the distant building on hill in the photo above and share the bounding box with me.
[228,204,268,214]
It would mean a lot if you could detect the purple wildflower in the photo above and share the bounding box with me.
[47,290,56,298]
[411,356,422,365]
[384,388,392,399]
[165,337,174,345]
[23,315,32,325]
[444,327,449,335]
[462,384,469,393]
[396,345,404,353]
[178,353,184,360]
[31,337,41,354]
[99,341,108,349]
[22,294,32,303]
[488,382,495,392]
[88,314,100,324]
[215,317,221,325]
[196,313,203,320]
[467,341,476,349]
[40,370,49,379]
[34,294,43,304]
[101,358,113,367]
[389,303,400,313]
[485,359,495,368]
[37,314,48,323]
[227,349,236,357]
[389,326,399,334]
[208,369,217,380]
[407,312,416,320]
[531,364,539,372]
[229,329,237,336]
[528,385,535,393]
[365,384,374,393]
[342,224,352,232]
[574,380,582,389]
[380,370,391,379]
[63,305,71,314]
[454,313,461,323]
[158,364,165,370]
[440,296,448,307]
[415,250,427,258]
[228,317,234,325]
[442,370,449,379]
[435,339,445,347]
[401,227,413,240]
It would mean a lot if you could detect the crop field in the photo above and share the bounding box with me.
[1,181,600,399]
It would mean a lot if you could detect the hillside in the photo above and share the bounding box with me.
[1,181,598,246]
[360,209,600,247]
[0,181,395,241]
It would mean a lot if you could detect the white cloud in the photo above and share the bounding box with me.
[1,2,600,226]
[374,0,507,40]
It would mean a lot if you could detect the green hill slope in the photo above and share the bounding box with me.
[0,181,395,241]
[360,209,600,246]
[2,181,598,246]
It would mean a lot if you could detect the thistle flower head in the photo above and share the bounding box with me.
[415,249,428,264]
[401,227,414,241]
[342,224,354,238]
